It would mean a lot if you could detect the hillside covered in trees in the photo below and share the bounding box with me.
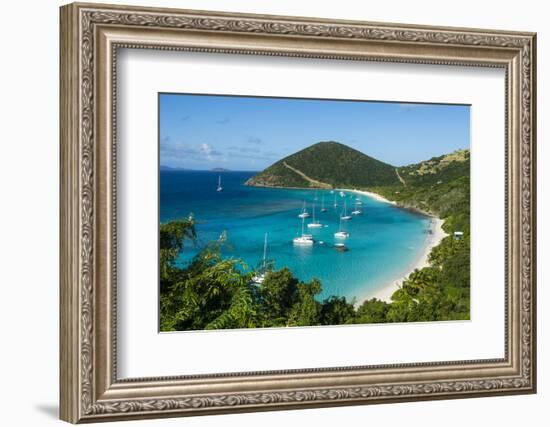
[371,148,470,231]
[245,141,400,189]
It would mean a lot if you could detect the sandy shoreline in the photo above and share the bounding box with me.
[344,188,397,205]
[341,188,448,304]
[359,216,448,304]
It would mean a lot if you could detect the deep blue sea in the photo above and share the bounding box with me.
[160,170,431,301]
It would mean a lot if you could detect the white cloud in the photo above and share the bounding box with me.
[200,143,213,160]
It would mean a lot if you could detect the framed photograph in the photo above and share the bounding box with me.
[60,2,537,423]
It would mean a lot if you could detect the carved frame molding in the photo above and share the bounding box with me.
[60,2,536,423]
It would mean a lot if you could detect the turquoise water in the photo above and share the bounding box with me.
[160,171,431,301]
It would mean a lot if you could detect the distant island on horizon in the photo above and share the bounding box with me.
[160,165,258,173]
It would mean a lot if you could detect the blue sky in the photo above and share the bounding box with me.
[159,93,470,171]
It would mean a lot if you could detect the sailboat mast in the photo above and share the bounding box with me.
[262,233,268,269]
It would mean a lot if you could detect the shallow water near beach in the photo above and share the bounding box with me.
[160,170,431,301]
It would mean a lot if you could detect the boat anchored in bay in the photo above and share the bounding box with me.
[334,216,350,239]
[293,217,314,245]
[320,194,328,213]
[351,199,362,215]
[340,200,352,221]
[298,200,310,218]
[307,204,323,228]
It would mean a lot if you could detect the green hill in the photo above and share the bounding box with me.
[371,149,470,231]
[247,142,470,231]
[245,141,400,189]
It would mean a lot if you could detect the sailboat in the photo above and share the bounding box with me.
[334,216,350,239]
[293,217,314,245]
[340,200,352,221]
[351,199,362,215]
[298,200,310,218]
[320,194,328,212]
[216,175,223,192]
[307,204,323,228]
[252,233,269,284]
[333,192,338,208]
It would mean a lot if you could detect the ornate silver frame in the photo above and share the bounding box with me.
[60,2,537,423]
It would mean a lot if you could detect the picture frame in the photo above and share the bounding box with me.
[59,2,536,423]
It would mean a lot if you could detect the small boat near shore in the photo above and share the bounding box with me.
[351,200,362,215]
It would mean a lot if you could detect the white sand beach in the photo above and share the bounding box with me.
[360,216,448,304]
[346,188,397,205]
[338,188,448,304]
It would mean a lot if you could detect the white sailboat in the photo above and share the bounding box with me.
[216,175,223,192]
[339,191,345,197]
[298,200,310,218]
[340,200,352,221]
[351,199,362,215]
[334,216,350,239]
[252,233,269,284]
[333,192,338,207]
[293,217,314,245]
[307,204,323,228]
[320,194,328,212]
